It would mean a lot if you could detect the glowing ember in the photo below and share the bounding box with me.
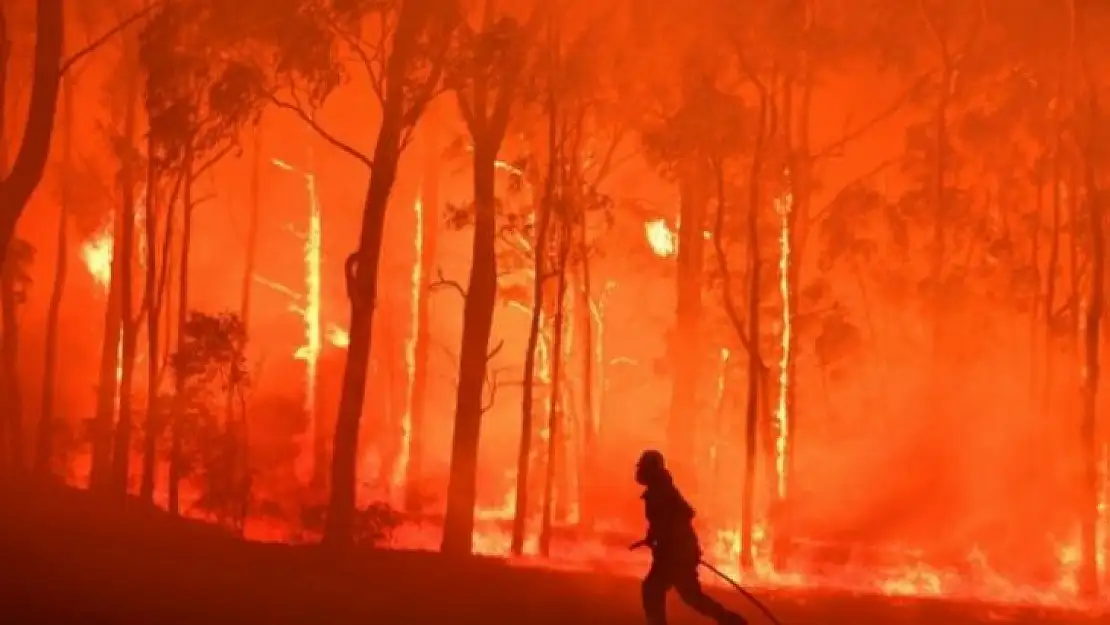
[644,218,677,258]
[326,324,350,348]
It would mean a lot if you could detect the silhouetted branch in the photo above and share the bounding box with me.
[193,143,235,179]
[268,94,373,170]
[430,267,467,299]
[60,2,163,76]
[481,368,500,414]
[487,339,504,361]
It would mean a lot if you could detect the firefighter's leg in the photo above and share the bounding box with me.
[673,568,746,624]
[641,562,672,625]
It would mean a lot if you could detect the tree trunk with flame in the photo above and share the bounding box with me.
[742,85,769,572]
[406,129,440,512]
[110,54,143,497]
[35,68,74,479]
[0,0,63,260]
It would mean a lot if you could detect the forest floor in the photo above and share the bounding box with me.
[0,484,1106,625]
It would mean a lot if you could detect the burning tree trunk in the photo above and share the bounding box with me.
[110,59,143,497]
[0,0,63,259]
[34,65,74,479]
[90,212,125,490]
[405,129,440,512]
[667,167,706,490]
[325,2,450,548]
[169,147,195,516]
[539,218,571,557]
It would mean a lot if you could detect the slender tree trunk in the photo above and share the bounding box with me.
[740,90,768,572]
[140,103,162,503]
[1,246,26,474]
[90,215,124,491]
[930,54,951,394]
[406,131,439,512]
[511,96,557,555]
[0,0,64,258]
[110,62,142,496]
[323,0,452,546]
[1044,114,1063,423]
[576,239,595,529]
[539,228,570,557]
[1077,0,1101,595]
[34,68,73,479]
[168,148,195,516]
[442,141,498,555]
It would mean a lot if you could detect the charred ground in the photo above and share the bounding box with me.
[1,485,1103,625]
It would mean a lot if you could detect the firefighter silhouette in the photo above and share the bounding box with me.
[631,450,746,625]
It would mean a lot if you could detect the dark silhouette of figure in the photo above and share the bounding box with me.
[631,450,746,625]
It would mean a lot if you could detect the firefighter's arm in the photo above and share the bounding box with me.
[629,522,658,550]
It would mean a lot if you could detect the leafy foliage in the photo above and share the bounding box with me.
[171,311,251,531]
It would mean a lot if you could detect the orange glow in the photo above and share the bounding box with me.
[22,2,1110,612]
[643,218,677,258]
[81,218,114,290]
[326,324,350,348]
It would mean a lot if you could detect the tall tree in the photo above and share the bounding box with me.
[34,63,74,479]
[406,117,441,512]
[0,0,63,259]
[1075,0,1102,598]
[442,0,540,556]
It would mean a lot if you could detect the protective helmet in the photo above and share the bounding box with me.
[635,449,666,485]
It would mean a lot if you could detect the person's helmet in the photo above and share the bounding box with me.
[635,449,666,485]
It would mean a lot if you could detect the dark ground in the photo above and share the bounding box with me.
[0,485,1105,625]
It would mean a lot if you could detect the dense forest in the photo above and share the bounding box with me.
[1,0,1108,608]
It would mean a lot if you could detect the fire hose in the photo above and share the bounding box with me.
[697,559,783,625]
[630,541,782,625]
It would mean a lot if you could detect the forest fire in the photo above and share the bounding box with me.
[7,1,1110,623]
[80,219,114,290]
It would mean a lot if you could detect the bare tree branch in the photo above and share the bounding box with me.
[430,267,467,299]
[60,2,163,76]
[481,368,500,414]
[268,94,373,170]
[487,339,504,361]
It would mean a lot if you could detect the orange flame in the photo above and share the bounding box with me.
[81,218,114,291]
[644,218,677,258]
[774,190,794,501]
